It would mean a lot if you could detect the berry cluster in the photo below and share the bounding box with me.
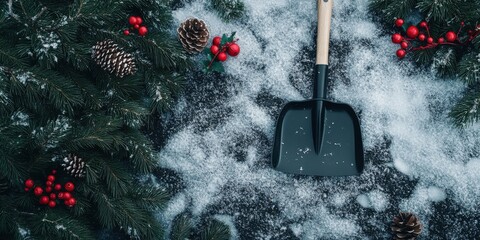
[124,16,148,37]
[24,170,77,208]
[391,19,480,58]
[204,32,240,72]
[209,36,240,62]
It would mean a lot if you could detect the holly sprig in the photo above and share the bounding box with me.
[203,32,237,73]
[391,19,480,59]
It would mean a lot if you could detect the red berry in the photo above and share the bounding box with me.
[395,18,404,27]
[136,17,143,25]
[396,49,406,59]
[123,30,130,36]
[24,187,30,192]
[391,33,403,44]
[39,196,49,205]
[45,186,52,193]
[419,21,428,28]
[47,175,55,182]
[51,170,56,174]
[400,41,408,49]
[445,31,457,42]
[406,26,419,38]
[34,187,43,196]
[48,200,56,208]
[438,37,445,43]
[210,45,220,55]
[63,192,72,200]
[212,36,222,46]
[129,16,138,25]
[418,34,426,41]
[50,193,56,200]
[25,179,34,188]
[217,52,228,62]
[58,192,64,199]
[427,37,434,44]
[134,24,140,29]
[46,181,52,186]
[227,43,240,57]
[54,184,61,191]
[67,197,76,206]
[64,182,75,192]
[138,26,148,36]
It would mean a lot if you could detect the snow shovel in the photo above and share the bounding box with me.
[271,0,364,176]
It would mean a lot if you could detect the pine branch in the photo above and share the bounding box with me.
[170,213,193,240]
[25,68,84,114]
[0,150,27,184]
[417,0,460,23]
[93,190,164,239]
[68,117,124,152]
[134,34,190,70]
[369,0,416,23]
[0,196,18,235]
[458,52,480,85]
[108,101,148,127]
[131,186,170,210]
[121,129,156,174]
[450,90,480,126]
[201,219,231,240]
[432,47,457,76]
[0,40,28,68]
[100,158,130,197]
[210,0,246,22]
[30,212,95,240]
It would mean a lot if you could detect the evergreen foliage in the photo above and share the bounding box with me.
[170,212,231,240]
[209,0,245,22]
[369,0,480,126]
[0,0,190,239]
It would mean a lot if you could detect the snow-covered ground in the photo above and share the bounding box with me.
[155,0,480,238]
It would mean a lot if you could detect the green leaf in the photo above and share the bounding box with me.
[210,61,225,73]
[220,34,229,46]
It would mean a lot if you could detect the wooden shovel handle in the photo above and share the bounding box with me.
[316,0,333,65]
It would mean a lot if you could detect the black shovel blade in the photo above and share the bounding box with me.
[272,99,364,176]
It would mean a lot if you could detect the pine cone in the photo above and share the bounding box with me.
[92,39,136,78]
[62,154,86,178]
[391,212,422,240]
[177,18,210,53]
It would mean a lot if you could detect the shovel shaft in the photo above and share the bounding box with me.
[312,0,333,154]
[316,0,333,65]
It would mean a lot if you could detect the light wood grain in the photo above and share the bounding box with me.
[316,0,333,65]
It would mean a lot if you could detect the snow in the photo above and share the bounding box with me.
[157,0,480,238]
[18,227,29,237]
[55,224,66,230]
[356,190,389,212]
[15,71,38,85]
[11,111,29,126]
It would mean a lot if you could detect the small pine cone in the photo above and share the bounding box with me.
[391,212,422,240]
[62,154,86,178]
[92,39,137,78]
[177,18,210,53]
